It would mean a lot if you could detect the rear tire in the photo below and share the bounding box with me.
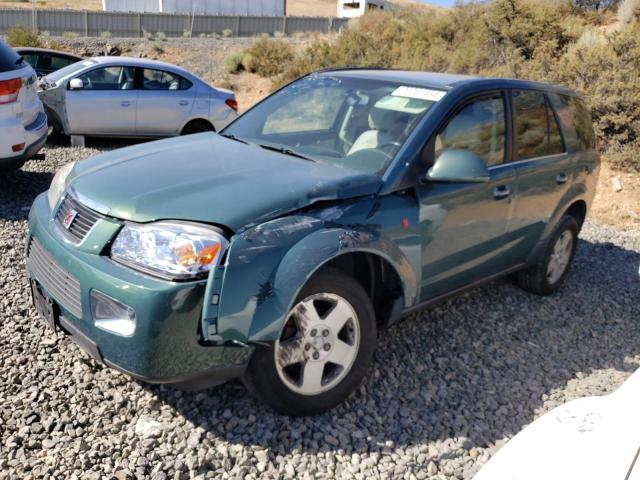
[181,120,214,136]
[516,214,579,296]
[243,268,377,416]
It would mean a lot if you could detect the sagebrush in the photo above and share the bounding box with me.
[5,25,41,48]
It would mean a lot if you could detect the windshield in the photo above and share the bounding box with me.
[223,74,443,174]
[45,59,96,84]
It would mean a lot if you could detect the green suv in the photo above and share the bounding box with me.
[26,70,599,415]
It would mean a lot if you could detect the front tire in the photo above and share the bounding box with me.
[516,214,579,295]
[243,268,377,416]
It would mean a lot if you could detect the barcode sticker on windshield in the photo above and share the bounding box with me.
[393,86,446,102]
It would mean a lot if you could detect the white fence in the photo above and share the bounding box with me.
[103,0,286,16]
[0,8,348,37]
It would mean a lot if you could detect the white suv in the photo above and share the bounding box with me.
[0,40,47,171]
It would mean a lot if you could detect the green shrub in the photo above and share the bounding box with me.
[142,29,153,40]
[5,25,41,48]
[100,31,112,39]
[222,28,233,38]
[62,31,79,39]
[242,38,294,77]
[225,52,245,74]
[242,53,256,72]
[156,31,167,41]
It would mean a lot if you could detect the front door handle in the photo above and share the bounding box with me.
[556,173,568,184]
[493,185,511,200]
[179,100,189,106]
[120,101,133,107]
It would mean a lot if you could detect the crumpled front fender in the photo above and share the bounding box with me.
[202,195,421,345]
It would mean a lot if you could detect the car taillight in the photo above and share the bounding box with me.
[0,78,21,105]
[225,98,238,112]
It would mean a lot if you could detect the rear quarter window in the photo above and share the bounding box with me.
[0,41,25,73]
[548,93,596,152]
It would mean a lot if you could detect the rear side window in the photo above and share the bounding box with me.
[0,40,25,73]
[513,90,565,160]
[548,93,596,151]
[142,68,192,91]
[50,54,78,71]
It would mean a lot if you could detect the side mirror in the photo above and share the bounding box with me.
[426,149,490,183]
[68,78,84,90]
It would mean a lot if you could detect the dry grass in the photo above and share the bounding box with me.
[592,163,640,229]
[0,0,101,9]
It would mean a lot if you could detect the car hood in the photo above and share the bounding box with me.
[67,134,382,231]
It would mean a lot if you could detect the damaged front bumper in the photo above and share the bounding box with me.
[26,192,253,389]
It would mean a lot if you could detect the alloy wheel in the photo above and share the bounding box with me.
[274,293,360,396]
[547,230,574,284]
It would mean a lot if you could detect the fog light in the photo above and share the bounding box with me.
[90,290,136,337]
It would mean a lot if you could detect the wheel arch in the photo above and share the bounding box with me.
[564,199,587,230]
[222,225,419,344]
[300,250,407,329]
[526,187,589,265]
[180,117,215,134]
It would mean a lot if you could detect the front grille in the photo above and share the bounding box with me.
[54,195,102,243]
[27,237,82,318]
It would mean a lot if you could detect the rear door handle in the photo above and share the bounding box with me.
[556,173,568,184]
[493,185,511,200]
[120,101,133,107]
[179,100,189,106]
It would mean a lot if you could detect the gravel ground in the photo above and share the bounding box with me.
[1,144,640,479]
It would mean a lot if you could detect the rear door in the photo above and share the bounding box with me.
[135,68,195,136]
[65,65,137,135]
[417,91,518,299]
[505,90,572,259]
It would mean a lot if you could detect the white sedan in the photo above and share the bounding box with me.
[39,56,238,139]
[475,368,640,480]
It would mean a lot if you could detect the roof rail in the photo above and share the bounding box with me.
[313,66,392,74]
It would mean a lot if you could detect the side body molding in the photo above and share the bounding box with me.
[202,194,421,345]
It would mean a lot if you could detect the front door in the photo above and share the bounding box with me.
[65,65,137,136]
[417,91,517,300]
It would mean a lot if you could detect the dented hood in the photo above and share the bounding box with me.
[67,133,382,231]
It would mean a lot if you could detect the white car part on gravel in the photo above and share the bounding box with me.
[475,368,640,480]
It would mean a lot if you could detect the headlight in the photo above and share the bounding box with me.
[47,162,75,211]
[111,221,229,280]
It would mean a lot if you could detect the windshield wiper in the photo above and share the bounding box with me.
[219,133,248,144]
[258,144,315,162]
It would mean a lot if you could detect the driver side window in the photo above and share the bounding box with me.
[77,66,136,91]
[436,94,506,167]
